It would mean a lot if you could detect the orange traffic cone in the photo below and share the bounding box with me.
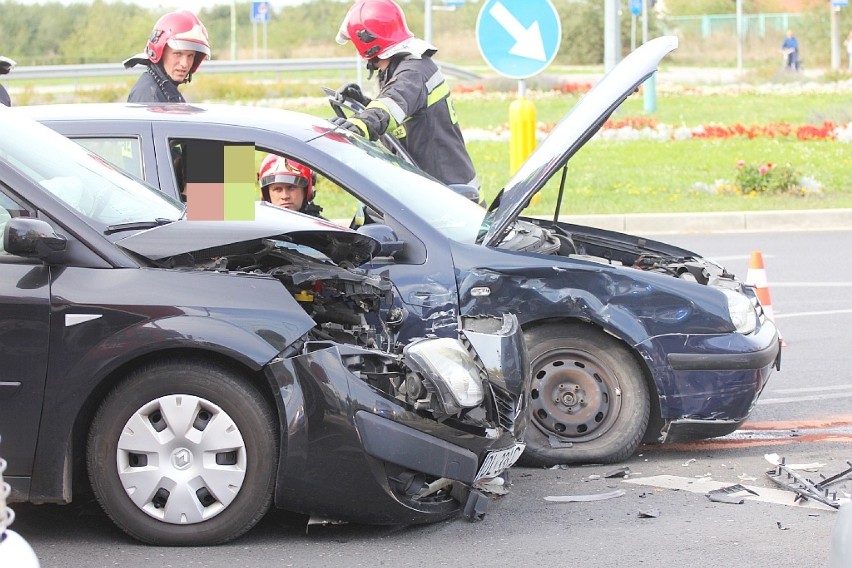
[745,250,786,346]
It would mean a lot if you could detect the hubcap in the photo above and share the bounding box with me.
[530,349,622,442]
[116,394,247,524]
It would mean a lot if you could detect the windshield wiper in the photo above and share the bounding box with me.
[105,218,175,235]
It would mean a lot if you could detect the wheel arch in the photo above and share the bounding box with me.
[61,348,279,503]
[521,316,661,442]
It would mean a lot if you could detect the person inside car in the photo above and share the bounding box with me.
[331,0,479,191]
[124,10,210,103]
[0,56,15,107]
[258,154,323,218]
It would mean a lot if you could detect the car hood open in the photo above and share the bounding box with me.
[478,36,679,248]
[117,201,380,265]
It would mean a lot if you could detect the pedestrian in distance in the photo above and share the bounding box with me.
[258,154,324,218]
[124,10,210,103]
[844,30,852,72]
[331,0,479,191]
[781,29,799,71]
[0,56,15,107]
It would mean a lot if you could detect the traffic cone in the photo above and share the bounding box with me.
[745,250,786,346]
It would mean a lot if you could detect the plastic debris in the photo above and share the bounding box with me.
[604,466,631,478]
[706,484,759,505]
[682,458,697,467]
[765,453,826,472]
[766,457,852,510]
[777,522,790,530]
[544,489,626,503]
[737,473,757,482]
[638,508,660,518]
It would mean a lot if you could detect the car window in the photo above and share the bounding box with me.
[72,137,144,181]
[0,188,33,256]
[0,108,182,229]
[307,133,486,243]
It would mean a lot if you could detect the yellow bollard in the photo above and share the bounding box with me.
[509,97,536,175]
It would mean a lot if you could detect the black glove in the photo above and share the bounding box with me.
[334,83,370,107]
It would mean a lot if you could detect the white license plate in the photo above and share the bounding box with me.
[475,443,525,482]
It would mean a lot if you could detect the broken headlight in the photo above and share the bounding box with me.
[721,289,757,334]
[403,337,485,414]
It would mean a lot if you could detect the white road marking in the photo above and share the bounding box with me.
[770,385,852,394]
[758,392,852,405]
[775,309,852,319]
[622,475,837,511]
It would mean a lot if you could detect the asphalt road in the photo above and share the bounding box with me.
[10,229,852,567]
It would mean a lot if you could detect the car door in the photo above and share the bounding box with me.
[0,187,50,478]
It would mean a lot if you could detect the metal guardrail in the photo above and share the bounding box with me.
[11,57,482,82]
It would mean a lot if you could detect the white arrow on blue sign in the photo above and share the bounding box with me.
[630,0,643,16]
[251,1,271,23]
[476,0,562,79]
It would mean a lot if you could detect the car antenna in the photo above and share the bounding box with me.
[552,164,568,224]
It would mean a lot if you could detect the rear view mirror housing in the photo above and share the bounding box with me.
[4,217,67,262]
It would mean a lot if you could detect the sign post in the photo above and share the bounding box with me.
[476,0,561,173]
[251,1,271,60]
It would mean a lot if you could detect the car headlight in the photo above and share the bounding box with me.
[721,289,758,334]
[403,337,485,413]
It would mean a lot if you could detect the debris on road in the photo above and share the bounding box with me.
[604,466,631,478]
[638,508,661,518]
[544,490,626,503]
[682,458,697,467]
[706,484,759,505]
[764,453,826,472]
[765,457,852,510]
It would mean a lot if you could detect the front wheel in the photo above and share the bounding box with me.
[87,359,278,546]
[519,324,650,466]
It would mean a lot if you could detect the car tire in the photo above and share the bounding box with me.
[86,359,278,546]
[519,324,650,466]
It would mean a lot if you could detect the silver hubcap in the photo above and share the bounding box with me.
[116,394,247,524]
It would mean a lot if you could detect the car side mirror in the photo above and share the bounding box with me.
[356,223,403,258]
[448,183,483,205]
[4,217,67,262]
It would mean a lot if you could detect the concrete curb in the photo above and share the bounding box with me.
[553,208,852,234]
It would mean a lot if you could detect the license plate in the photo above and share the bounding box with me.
[475,443,525,482]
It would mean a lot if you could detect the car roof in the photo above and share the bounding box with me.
[18,103,329,143]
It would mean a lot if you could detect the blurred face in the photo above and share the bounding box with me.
[162,45,196,83]
[267,183,305,211]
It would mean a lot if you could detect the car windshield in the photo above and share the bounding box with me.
[309,132,488,243]
[0,106,183,228]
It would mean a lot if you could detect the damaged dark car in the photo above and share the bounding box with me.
[0,106,529,546]
[25,36,780,467]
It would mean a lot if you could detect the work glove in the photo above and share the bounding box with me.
[330,116,370,139]
[334,82,371,107]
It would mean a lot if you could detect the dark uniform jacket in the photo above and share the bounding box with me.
[371,54,478,189]
[128,64,185,104]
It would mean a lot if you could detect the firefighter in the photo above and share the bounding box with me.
[258,154,323,218]
[331,0,478,190]
[124,10,210,103]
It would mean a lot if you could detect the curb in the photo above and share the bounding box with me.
[552,208,852,235]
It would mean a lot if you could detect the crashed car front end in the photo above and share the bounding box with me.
[499,217,782,443]
[149,234,529,524]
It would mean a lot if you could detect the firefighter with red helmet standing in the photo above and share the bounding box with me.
[331,0,479,191]
[258,155,323,217]
[124,10,211,103]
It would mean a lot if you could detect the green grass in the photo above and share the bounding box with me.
[12,75,851,215]
[468,138,852,215]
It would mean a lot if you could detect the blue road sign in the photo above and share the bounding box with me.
[630,0,643,16]
[831,0,848,6]
[476,0,561,79]
[251,1,271,23]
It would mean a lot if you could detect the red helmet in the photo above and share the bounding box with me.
[146,11,211,75]
[258,155,315,203]
[336,0,413,60]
